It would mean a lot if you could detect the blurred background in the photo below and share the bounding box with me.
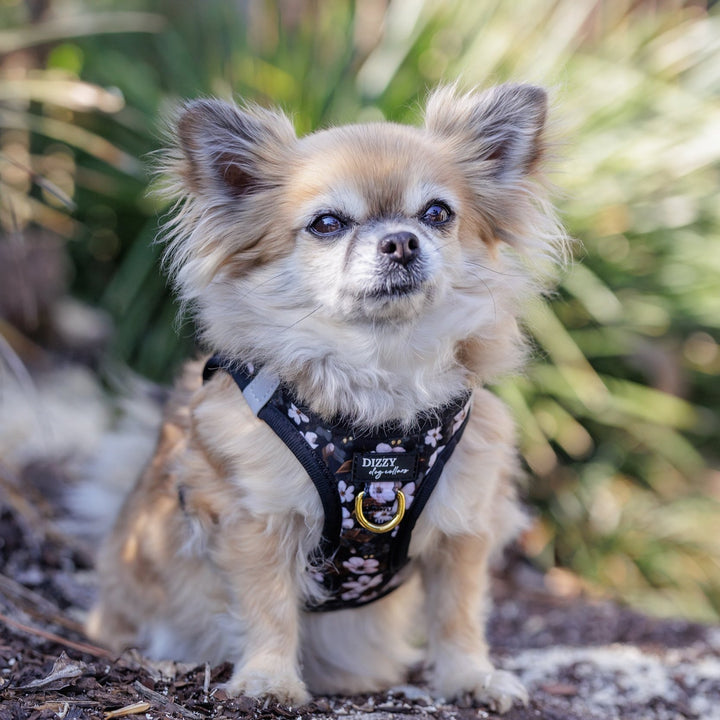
[0,0,718,622]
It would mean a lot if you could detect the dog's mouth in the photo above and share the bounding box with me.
[366,279,422,300]
[369,262,428,297]
[336,240,437,321]
[357,264,433,315]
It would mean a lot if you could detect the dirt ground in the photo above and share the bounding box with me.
[1,463,719,720]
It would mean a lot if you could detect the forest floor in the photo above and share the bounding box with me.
[0,335,718,719]
[1,445,719,720]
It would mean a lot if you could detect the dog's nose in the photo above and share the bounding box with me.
[378,232,420,266]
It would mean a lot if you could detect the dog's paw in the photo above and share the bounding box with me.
[461,670,528,714]
[432,666,528,714]
[223,667,311,706]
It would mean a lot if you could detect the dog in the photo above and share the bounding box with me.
[85,84,568,713]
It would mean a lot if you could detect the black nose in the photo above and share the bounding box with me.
[378,232,420,266]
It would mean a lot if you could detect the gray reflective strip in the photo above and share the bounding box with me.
[242,368,281,416]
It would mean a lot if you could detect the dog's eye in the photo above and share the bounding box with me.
[308,214,346,237]
[420,202,452,225]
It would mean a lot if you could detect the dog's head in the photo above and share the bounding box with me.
[159,85,567,419]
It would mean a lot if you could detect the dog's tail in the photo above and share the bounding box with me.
[0,362,163,546]
[63,382,164,544]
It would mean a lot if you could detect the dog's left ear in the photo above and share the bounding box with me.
[173,98,297,201]
[424,84,547,183]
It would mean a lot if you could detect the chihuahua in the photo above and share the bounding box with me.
[85,84,567,713]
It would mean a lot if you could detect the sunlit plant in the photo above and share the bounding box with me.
[1,0,718,620]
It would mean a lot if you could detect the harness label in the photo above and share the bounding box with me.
[352,452,418,483]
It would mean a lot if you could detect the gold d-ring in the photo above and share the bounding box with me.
[354,490,406,533]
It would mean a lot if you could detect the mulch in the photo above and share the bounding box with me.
[1,454,718,720]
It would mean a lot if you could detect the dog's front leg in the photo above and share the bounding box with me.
[215,514,310,706]
[421,531,527,713]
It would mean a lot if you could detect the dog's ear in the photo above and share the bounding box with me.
[424,84,567,264]
[174,98,297,199]
[424,84,547,182]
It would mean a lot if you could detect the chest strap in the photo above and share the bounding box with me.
[202,355,472,611]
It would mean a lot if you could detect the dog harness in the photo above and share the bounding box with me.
[203,356,472,612]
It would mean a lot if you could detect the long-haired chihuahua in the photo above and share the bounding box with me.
[85,84,568,713]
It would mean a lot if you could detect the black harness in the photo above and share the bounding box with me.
[203,356,472,611]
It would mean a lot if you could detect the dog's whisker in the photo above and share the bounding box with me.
[281,304,323,332]
[476,276,497,322]
[433,239,526,280]
[215,271,288,301]
[243,272,286,297]
[463,259,528,278]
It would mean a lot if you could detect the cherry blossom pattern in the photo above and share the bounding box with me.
[401,481,416,509]
[368,482,397,503]
[337,480,355,503]
[340,574,384,602]
[428,445,446,470]
[288,403,309,425]
[241,363,473,611]
[302,431,319,448]
[375,442,406,453]
[425,426,443,447]
[342,556,380,575]
[452,401,471,434]
[341,506,354,530]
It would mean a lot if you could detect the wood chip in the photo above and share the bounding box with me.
[0,570,85,634]
[203,661,210,698]
[104,701,152,718]
[20,651,87,689]
[0,609,112,658]
[33,702,69,718]
[133,680,204,719]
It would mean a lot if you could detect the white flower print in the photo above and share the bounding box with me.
[452,402,470,434]
[337,480,355,503]
[288,403,309,425]
[401,481,416,508]
[372,506,397,523]
[375,443,405,453]
[340,573,383,601]
[342,556,380,575]
[341,506,354,529]
[322,442,336,460]
[427,444,446,470]
[303,431,319,449]
[368,482,396,503]
[425,426,443,447]
[309,570,324,584]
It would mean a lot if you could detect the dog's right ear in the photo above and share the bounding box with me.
[173,99,297,200]
[424,84,547,184]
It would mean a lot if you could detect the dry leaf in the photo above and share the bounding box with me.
[104,701,152,718]
[21,651,87,689]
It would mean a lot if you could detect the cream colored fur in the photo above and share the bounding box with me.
[87,84,568,713]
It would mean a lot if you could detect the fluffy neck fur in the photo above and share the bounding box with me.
[196,250,527,428]
[157,87,570,427]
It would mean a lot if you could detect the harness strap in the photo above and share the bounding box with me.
[390,405,470,569]
[203,357,341,555]
[202,354,472,610]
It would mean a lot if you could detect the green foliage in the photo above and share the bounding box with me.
[1,0,718,620]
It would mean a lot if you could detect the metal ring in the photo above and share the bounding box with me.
[354,490,406,533]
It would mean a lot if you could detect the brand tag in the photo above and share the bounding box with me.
[352,452,418,483]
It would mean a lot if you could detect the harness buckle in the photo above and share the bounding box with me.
[354,490,406,533]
